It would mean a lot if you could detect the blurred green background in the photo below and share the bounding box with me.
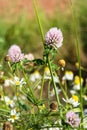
[0,0,87,67]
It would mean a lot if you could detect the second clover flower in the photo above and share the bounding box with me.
[66,111,80,128]
[8,44,24,63]
[45,27,63,49]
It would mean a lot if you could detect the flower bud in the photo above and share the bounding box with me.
[58,59,66,67]
[50,101,58,111]
[75,62,79,69]
[3,121,13,130]
[4,55,11,62]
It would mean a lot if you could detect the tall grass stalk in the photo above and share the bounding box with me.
[32,0,44,44]
[70,0,84,129]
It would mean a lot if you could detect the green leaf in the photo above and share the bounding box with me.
[33,59,45,66]
[72,108,81,112]
[18,101,30,111]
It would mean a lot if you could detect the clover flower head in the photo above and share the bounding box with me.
[66,111,80,127]
[45,27,63,49]
[8,44,24,63]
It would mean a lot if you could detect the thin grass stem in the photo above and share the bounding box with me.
[32,0,44,45]
[69,0,84,128]
[40,70,45,100]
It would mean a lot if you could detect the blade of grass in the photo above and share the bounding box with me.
[32,0,44,45]
[0,108,10,113]
[69,0,84,129]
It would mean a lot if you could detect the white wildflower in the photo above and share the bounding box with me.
[4,96,15,108]
[63,95,80,107]
[8,109,20,123]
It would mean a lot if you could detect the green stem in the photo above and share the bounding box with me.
[21,65,34,98]
[48,80,51,108]
[2,86,5,97]
[16,85,20,110]
[33,108,36,124]
[32,0,44,44]
[64,80,68,96]
[7,61,16,77]
[59,81,68,99]
[40,70,45,100]
[48,58,61,107]
[70,0,84,128]
[7,62,13,73]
